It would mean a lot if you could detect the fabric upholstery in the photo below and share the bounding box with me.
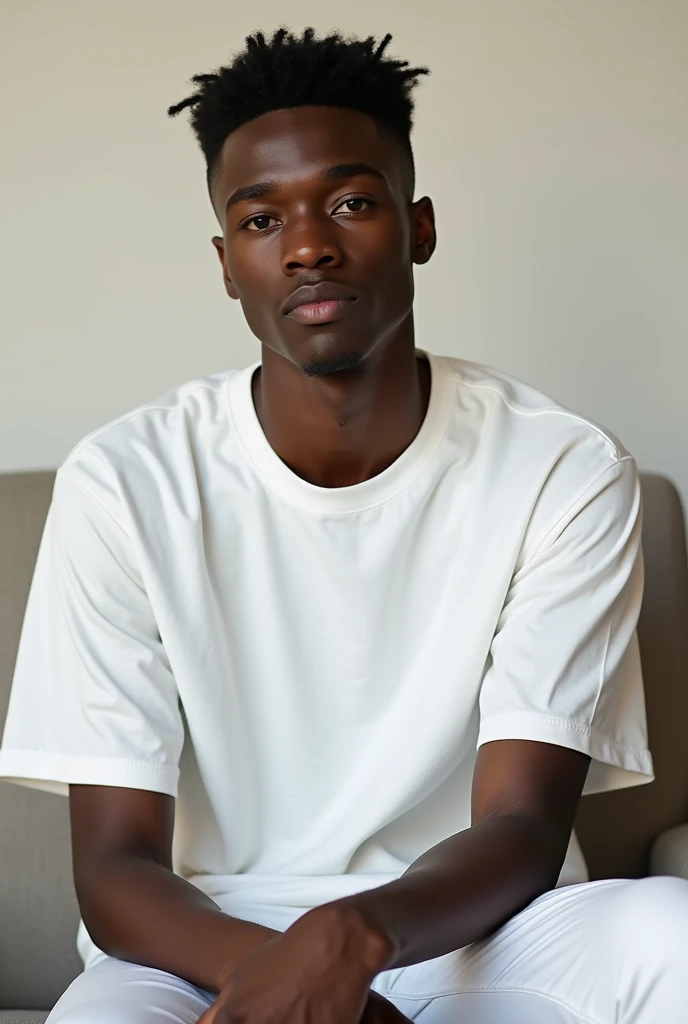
[0,1013,49,1024]
[650,824,688,880]
[0,468,686,1011]
[0,472,81,1010]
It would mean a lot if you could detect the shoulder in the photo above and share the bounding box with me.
[56,368,240,528]
[63,368,236,467]
[440,354,628,461]
[433,353,639,555]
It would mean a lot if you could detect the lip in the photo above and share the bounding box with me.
[282,281,358,322]
[287,299,354,325]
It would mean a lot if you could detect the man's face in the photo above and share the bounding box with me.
[211,105,435,376]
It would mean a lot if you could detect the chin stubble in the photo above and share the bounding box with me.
[301,350,364,378]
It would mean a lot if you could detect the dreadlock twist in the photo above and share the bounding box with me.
[168,27,429,199]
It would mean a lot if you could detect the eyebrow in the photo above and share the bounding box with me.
[224,163,385,214]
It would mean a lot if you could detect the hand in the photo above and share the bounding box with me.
[197,903,394,1024]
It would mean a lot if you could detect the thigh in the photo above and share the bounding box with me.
[373,876,688,1023]
[47,957,214,1024]
[391,990,587,1023]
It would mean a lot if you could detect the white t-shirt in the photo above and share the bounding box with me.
[0,349,654,968]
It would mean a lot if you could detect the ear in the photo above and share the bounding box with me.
[410,197,436,266]
[211,236,239,300]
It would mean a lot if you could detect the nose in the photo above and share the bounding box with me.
[281,215,344,274]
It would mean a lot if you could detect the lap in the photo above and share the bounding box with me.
[47,957,213,1024]
[48,876,688,1024]
[373,875,688,1022]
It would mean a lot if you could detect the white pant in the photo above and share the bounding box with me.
[48,876,688,1023]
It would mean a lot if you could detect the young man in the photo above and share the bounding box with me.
[1,26,686,1024]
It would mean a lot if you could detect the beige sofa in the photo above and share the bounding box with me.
[1,469,687,1022]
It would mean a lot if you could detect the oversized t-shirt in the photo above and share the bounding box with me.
[0,349,654,968]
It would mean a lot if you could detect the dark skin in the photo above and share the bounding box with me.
[211,105,435,489]
[70,104,592,1023]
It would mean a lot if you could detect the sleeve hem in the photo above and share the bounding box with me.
[477,711,654,796]
[0,749,179,798]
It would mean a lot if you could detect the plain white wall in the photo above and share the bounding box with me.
[2,1,687,510]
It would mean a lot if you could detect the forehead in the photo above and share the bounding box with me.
[213,105,404,212]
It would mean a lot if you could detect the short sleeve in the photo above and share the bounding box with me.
[0,465,183,797]
[477,456,654,795]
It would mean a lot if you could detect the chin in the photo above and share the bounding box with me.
[301,350,365,377]
[297,335,369,378]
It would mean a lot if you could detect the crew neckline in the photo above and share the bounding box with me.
[227,349,454,514]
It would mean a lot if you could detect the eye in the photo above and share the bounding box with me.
[243,214,279,232]
[333,197,374,215]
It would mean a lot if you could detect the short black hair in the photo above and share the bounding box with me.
[167,27,429,203]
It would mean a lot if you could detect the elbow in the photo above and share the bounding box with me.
[73,863,118,957]
[72,848,143,959]
[484,812,571,899]
[513,812,573,892]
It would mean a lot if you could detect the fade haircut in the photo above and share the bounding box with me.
[167,27,429,204]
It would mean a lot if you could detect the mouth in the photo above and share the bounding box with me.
[286,298,356,325]
[282,282,358,325]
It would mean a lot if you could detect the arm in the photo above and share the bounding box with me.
[328,738,591,970]
[197,739,590,1023]
[71,784,410,1021]
[198,461,646,1021]
[329,458,646,971]
[70,784,280,993]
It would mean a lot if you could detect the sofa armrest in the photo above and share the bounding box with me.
[649,824,688,880]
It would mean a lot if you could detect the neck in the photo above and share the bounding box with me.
[252,329,431,489]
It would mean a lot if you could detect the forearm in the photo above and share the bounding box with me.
[333,813,566,971]
[77,851,279,992]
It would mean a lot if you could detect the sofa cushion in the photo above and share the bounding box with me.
[0,1013,49,1024]
[0,472,81,1008]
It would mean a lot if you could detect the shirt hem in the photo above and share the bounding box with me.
[0,749,179,797]
[477,711,654,796]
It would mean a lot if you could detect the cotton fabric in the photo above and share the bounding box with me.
[0,350,653,972]
[47,877,688,1023]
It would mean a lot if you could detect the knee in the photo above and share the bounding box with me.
[50,1002,168,1024]
[50,1007,122,1024]
[47,961,212,1024]
[614,875,688,967]
[49,1000,135,1024]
